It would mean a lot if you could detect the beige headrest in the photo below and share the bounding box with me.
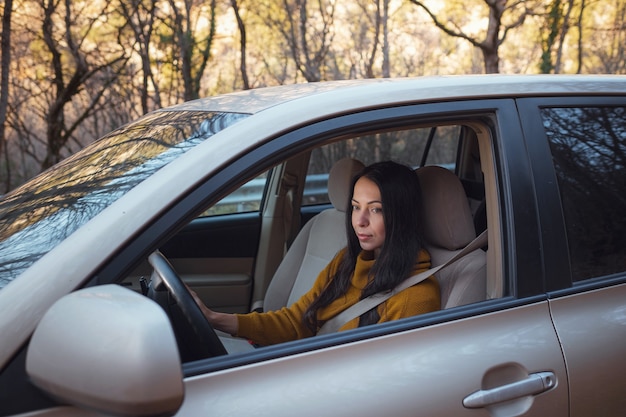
[328,158,365,212]
[416,166,476,250]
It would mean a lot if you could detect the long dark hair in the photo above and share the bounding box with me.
[303,161,425,332]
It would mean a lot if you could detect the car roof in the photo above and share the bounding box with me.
[164,74,626,115]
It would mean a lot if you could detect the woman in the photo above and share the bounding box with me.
[196,161,440,346]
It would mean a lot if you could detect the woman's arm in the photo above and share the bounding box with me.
[201,303,239,336]
[188,249,345,345]
[188,288,239,335]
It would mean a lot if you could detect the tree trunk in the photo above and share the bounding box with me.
[232,0,250,89]
[481,47,500,74]
[482,0,504,73]
[0,0,13,190]
[381,0,390,77]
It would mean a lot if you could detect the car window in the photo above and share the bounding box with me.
[134,111,501,368]
[541,106,626,282]
[200,172,269,217]
[303,125,460,206]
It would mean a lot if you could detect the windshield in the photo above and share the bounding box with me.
[0,110,248,288]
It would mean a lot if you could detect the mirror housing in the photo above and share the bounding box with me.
[26,285,184,417]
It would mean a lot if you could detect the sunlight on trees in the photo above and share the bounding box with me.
[0,0,624,190]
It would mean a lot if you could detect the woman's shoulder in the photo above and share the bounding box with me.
[404,275,441,306]
[333,247,348,263]
[322,247,348,277]
[383,275,441,317]
[414,248,432,270]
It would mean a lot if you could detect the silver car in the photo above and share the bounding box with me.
[0,75,625,417]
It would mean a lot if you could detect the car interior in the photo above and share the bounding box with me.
[123,119,503,360]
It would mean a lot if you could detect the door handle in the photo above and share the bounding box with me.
[463,371,556,409]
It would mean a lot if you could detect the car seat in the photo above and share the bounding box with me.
[416,165,487,308]
[262,157,365,312]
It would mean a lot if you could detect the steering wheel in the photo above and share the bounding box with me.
[148,250,227,359]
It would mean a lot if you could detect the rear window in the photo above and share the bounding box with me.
[542,106,626,281]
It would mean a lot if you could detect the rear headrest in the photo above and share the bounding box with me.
[328,158,365,212]
[416,166,476,250]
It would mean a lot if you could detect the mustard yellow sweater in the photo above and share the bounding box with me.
[236,249,440,346]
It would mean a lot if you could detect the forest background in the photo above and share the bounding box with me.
[0,0,624,192]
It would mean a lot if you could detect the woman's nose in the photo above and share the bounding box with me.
[356,211,369,226]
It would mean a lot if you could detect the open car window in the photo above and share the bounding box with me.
[166,114,503,364]
[199,172,270,217]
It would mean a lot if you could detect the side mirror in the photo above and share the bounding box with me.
[26,284,184,417]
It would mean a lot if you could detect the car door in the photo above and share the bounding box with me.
[173,100,569,417]
[177,303,566,417]
[519,97,626,416]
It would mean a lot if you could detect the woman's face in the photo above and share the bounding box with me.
[351,177,385,256]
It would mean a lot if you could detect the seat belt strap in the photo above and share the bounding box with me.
[317,230,488,335]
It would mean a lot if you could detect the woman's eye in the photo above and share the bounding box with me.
[371,207,382,214]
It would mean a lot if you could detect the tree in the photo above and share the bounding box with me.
[231,0,250,89]
[118,0,163,114]
[538,0,626,74]
[258,0,336,82]
[1,0,625,192]
[540,0,563,73]
[165,0,218,101]
[36,0,128,169]
[345,0,384,78]
[408,0,535,73]
[6,0,129,172]
[0,0,13,191]
[585,0,626,74]
[380,0,390,77]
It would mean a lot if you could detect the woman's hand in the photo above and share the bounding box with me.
[187,286,239,336]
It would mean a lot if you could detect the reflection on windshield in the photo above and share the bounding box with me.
[0,111,248,287]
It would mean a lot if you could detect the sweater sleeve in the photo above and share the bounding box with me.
[235,249,345,346]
